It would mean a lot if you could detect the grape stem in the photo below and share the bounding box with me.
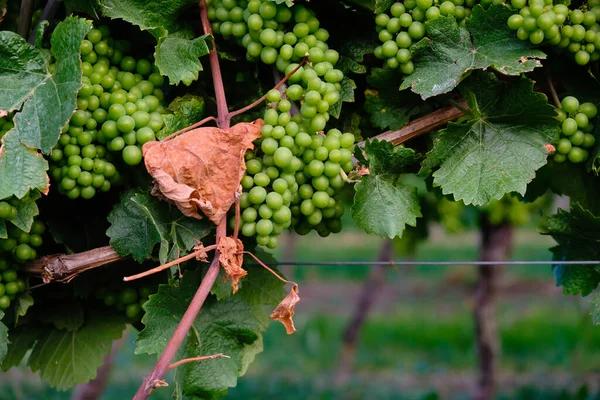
[17,0,34,38]
[167,353,230,370]
[546,72,561,109]
[27,0,60,45]
[162,116,218,141]
[227,58,307,120]
[133,2,230,398]
[359,98,469,148]
[123,244,217,282]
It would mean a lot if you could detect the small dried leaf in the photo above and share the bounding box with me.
[0,110,7,118]
[192,243,209,263]
[143,120,263,224]
[217,236,246,293]
[270,284,300,334]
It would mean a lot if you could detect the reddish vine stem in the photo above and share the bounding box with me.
[546,73,561,109]
[133,2,230,398]
[134,220,226,400]
[162,116,218,141]
[227,59,307,120]
[167,353,230,370]
[123,244,217,282]
[360,98,469,148]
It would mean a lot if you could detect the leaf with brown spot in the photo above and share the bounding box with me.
[217,236,246,293]
[142,120,263,224]
[270,284,300,334]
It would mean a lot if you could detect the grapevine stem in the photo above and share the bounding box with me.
[134,220,226,400]
[546,72,561,109]
[167,353,230,370]
[200,0,229,128]
[17,0,34,38]
[27,0,60,45]
[227,58,307,120]
[360,99,469,148]
[162,116,218,141]
[134,3,231,398]
[123,244,217,282]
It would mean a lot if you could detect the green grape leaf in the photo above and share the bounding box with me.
[99,0,210,85]
[8,191,40,232]
[421,72,559,205]
[330,77,356,119]
[1,324,44,371]
[158,95,206,140]
[136,267,285,397]
[0,311,7,364]
[107,190,212,264]
[28,311,126,390]
[400,6,545,99]
[61,0,100,18]
[546,204,600,296]
[154,35,210,86]
[0,133,49,201]
[364,68,423,131]
[13,292,34,320]
[0,17,92,153]
[343,0,394,13]
[38,300,84,331]
[590,291,600,325]
[352,139,422,238]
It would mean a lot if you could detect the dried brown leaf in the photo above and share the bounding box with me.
[192,243,209,263]
[270,284,300,334]
[143,120,263,224]
[217,236,246,293]
[0,110,7,118]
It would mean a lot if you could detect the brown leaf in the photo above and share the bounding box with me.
[270,284,300,334]
[217,236,246,293]
[0,110,7,118]
[143,120,263,224]
[192,243,209,263]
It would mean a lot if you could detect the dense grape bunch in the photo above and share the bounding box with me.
[507,0,600,65]
[553,96,597,163]
[95,283,156,322]
[49,25,168,200]
[373,0,483,72]
[207,0,355,248]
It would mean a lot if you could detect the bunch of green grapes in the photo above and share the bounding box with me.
[209,0,354,247]
[554,96,597,164]
[507,0,600,65]
[374,0,479,72]
[0,213,46,312]
[95,284,155,321]
[49,25,167,200]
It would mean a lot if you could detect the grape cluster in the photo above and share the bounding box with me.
[209,0,354,247]
[374,0,475,72]
[0,215,46,312]
[49,25,167,200]
[508,0,600,65]
[554,96,597,164]
[95,284,155,321]
[208,0,344,134]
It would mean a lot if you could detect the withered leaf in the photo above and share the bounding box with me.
[143,120,263,224]
[217,236,246,293]
[270,284,300,334]
[192,243,209,263]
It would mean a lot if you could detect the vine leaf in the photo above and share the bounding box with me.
[38,300,84,331]
[329,77,356,119]
[343,0,394,13]
[421,72,559,205]
[143,121,263,224]
[545,204,600,296]
[269,283,299,334]
[401,5,545,99]
[8,191,40,232]
[99,0,210,85]
[352,139,422,238]
[0,311,7,364]
[0,17,91,200]
[364,68,424,131]
[107,190,212,264]
[135,267,285,397]
[0,17,91,153]
[158,95,206,140]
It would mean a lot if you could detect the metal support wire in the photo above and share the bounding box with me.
[248,260,600,267]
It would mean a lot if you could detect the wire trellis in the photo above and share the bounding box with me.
[248,260,600,267]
